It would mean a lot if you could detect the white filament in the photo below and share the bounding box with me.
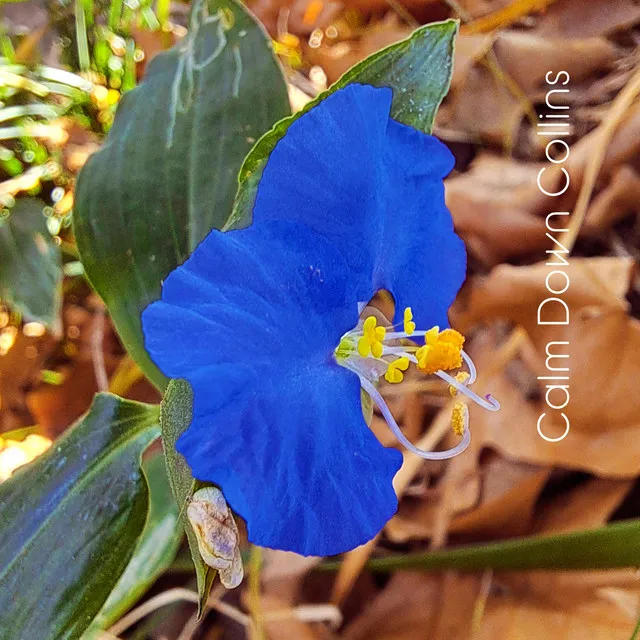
[358,375,471,460]
[461,350,477,384]
[436,369,500,411]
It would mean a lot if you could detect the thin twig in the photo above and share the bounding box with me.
[559,67,640,252]
[109,587,250,637]
[383,0,419,29]
[91,304,109,392]
[109,588,199,636]
[470,569,493,637]
[248,546,266,640]
[461,0,561,35]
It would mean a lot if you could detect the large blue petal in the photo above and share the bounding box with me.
[142,221,403,555]
[253,83,466,328]
[180,361,402,556]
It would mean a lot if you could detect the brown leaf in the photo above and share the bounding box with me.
[493,32,618,98]
[534,0,640,38]
[584,164,640,234]
[445,154,554,265]
[473,590,639,640]
[531,477,633,534]
[461,312,640,476]
[387,452,549,543]
[342,572,480,640]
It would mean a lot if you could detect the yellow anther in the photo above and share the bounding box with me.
[384,367,403,384]
[449,371,471,397]
[416,327,465,375]
[425,326,440,345]
[438,329,465,350]
[403,307,416,335]
[363,316,377,333]
[358,315,385,359]
[451,402,468,437]
[357,336,371,357]
[384,357,409,384]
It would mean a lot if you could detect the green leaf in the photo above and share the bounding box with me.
[74,0,290,390]
[0,198,62,328]
[160,378,214,615]
[0,394,160,640]
[225,19,458,231]
[87,451,182,631]
[321,519,640,573]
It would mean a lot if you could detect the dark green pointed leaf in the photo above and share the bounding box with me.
[160,378,214,615]
[0,394,160,640]
[225,19,458,231]
[87,452,182,632]
[321,518,640,573]
[0,198,61,327]
[74,0,290,390]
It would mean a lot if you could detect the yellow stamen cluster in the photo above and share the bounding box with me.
[403,307,416,335]
[416,327,465,375]
[449,371,471,397]
[384,356,409,384]
[357,316,386,358]
[451,402,468,437]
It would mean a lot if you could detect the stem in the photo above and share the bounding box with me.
[156,0,171,28]
[108,0,124,31]
[75,0,90,72]
[248,546,266,640]
[319,519,640,573]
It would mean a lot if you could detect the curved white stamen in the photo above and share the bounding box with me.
[358,376,471,460]
[461,350,477,384]
[382,346,418,358]
[384,330,427,340]
[436,370,500,411]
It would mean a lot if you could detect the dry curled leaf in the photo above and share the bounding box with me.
[492,32,618,98]
[457,258,640,472]
[187,486,244,589]
[342,571,481,640]
[583,164,640,234]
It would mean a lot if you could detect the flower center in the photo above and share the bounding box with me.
[335,306,500,460]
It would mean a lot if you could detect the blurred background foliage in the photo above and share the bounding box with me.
[1,0,640,638]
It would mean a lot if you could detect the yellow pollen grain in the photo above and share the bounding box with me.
[438,328,465,350]
[451,402,468,437]
[416,327,465,375]
[363,316,377,334]
[359,315,385,359]
[403,307,416,335]
[384,357,409,384]
[425,326,440,345]
[449,371,471,397]
[357,336,371,357]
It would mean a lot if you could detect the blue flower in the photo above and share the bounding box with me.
[142,84,498,557]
